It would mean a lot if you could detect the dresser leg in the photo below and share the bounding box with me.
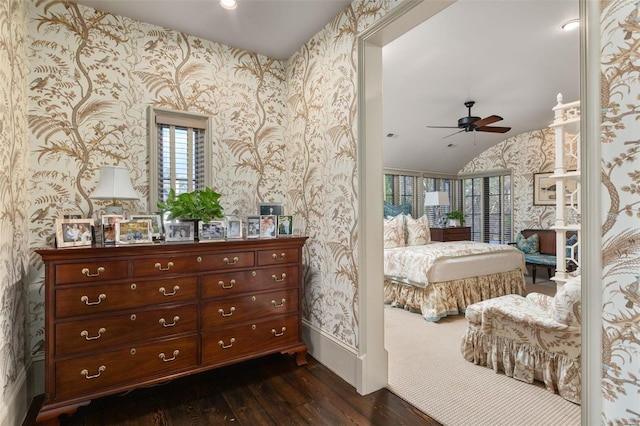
[283,345,308,366]
[37,400,91,425]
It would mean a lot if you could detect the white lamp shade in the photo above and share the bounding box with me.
[90,166,139,200]
[424,191,450,207]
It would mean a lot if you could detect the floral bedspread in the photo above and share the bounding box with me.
[384,241,521,286]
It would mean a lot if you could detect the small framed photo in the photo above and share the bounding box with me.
[115,219,153,244]
[165,220,195,242]
[258,203,283,216]
[226,218,243,239]
[198,220,226,242]
[247,216,261,238]
[130,214,163,239]
[260,215,277,238]
[56,218,93,248]
[101,214,124,244]
[534,172,577,206]
[62,212,83,220]
[277,215,293,236]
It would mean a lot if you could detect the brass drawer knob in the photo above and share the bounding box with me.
[159,316,180,327]
[154,261,174,271]
[223,256,239,265]
[81,327,106,341]
[158,285,179,296]
[158,350,179,362]
[271,327,286,337]
[217,307,235,317]
[81,294,106,306]
[81,365,106,379]
[272,253,286,260]
[81,267,105,277]
[218,338,235,349]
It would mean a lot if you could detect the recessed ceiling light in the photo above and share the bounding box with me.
[220,0,237,11]
[561,19,579,31]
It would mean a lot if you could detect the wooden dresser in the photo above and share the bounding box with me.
[36,237,308,425]
[430,227,471,242]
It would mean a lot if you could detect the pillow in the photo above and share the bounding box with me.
[405,215,431,246]
[383,214,406,248]
[384,201,412,217]
[566,234,578,257]
[516,232,539,254]
[552,277,581,326]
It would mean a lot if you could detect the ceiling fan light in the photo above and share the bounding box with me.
[561,19,579,31]
[220,0,237,11]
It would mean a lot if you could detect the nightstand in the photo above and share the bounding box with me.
[430,227,471,242]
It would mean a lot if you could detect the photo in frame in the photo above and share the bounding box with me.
[246,216,261,238]
[198,220,225,242]
[114,219,153,244]
[277,215,293,236]
[130,214,163,239]
[258,203,283,216]
[533,172,578,206]
[56,218,93,248]
[101,214,124,244]
[260,215,277,238]
[165,220,195,242]
[226,218,243,239]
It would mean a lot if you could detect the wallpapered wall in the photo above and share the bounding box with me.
[0,0,28,410]
[600,1,640,422]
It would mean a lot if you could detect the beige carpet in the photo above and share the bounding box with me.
[384,300,581,426]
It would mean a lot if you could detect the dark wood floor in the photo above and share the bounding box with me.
[24,354,440,425]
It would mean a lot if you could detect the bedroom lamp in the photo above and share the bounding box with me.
[90,166,139,215]
[425,191,450,227]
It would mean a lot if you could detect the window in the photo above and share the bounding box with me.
[148,108,212,208]
[384,172,418,216]
[423,177,453,226]
[462,172,512,243]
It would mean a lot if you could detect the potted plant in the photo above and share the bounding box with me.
[445,210,466,227]
[157,187,224,227]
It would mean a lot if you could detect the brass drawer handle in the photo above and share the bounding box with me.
[223,256,239,265]
[218,338,235,349]
[271,327,286,337]
[82,267,105,277]
[218,279,235,289]
[271,299,286,308]
[272,252,286,260]
[159,350,179,362]
[217,307,236,317]
[81,327,106,341]
[159,316,180,327]
[81,294,106,306]
[271,273,286,282]
[159,285,179,296]
[81,365,106,379]
[154,261,174,271]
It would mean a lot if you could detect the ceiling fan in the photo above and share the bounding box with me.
[427,101,511,139]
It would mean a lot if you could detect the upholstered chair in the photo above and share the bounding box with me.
[461,277,581,404]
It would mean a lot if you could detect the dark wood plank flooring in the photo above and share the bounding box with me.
[23,354,440,425]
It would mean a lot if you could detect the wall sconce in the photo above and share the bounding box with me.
[90,166,139,215]
[424,191,450,227]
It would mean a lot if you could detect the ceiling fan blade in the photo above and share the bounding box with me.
[442,129,465,139]
[427,125,460,129]
[475,126,511,133]
[471,115,503,128]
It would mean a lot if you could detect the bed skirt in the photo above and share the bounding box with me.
[383,269,525,322]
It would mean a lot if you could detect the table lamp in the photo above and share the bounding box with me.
[424,191,450,227]
[90,166,139,215]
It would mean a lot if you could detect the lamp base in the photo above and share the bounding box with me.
[102,205,124,216]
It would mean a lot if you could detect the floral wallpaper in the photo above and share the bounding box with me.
[0,0,28,408]
[600,1,640,422]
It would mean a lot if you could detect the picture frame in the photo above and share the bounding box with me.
[130,214,163,239]
[101,214,124,244]
[246,216,261,238]
[165,220,195,242]
[56,218,93,248]
[277,215,293,236]
[114,219,153,245]
[260,215,277,238]
[258,203,283,216]
[198,220,226,242]
[533,172,577,206]
[226,218,243,239]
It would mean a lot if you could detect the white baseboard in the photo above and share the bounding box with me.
[302,319,359,388]
[28,355,44,398]
[0,366,29,426]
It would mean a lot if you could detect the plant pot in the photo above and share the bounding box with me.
[448,219,460,227]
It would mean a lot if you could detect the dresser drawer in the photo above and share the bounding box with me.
[201,265,298,298]
[55,303,198,357]
[202,289,298,329]
[55,261,128,284]
[54,335,197,400]
[55,277,197,318]
[197,251,256,271]
[201,315,299,365]
[132,255,205,277]
[257,248,299,266]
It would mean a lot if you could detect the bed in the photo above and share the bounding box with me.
[383,214,526,322]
